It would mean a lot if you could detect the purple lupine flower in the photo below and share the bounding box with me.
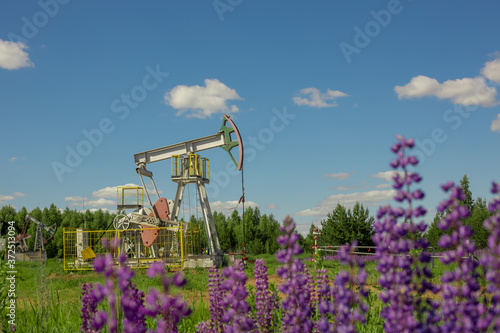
[144,269,192,332]
[276,216,313,333]
[92,311,107,331]
[374,135,440,333]
[254,259,278,332]
[437,182,484,332]
[201,265,225,332]
[195,321,211,333]
[83,237,191,333]
[147,261,165,278]
[477,181,500,330]
[315,269,336,333]
[93,253,114,278]
[121,282,146,333]
[334,241,369,333]
[105,279,118,333]
[172,272,187,288]
[81,283,97,333]
[116,265,135,292]
[220,260,254,332]
[305,267,316,315]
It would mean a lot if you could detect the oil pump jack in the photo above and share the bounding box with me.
[14,214,57,262]
[113,114,243,265]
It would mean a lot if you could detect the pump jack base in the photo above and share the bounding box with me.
[183,254,224,268]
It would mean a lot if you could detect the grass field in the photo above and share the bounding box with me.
[5,252,470,333]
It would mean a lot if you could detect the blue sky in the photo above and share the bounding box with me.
[1,0,500,234]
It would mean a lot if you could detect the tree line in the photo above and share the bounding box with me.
[1,174,493,258]
[302,174,493,253]
[0,204,116,258]
[0,204,284,257]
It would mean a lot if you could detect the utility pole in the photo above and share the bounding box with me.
[83,197,87,229]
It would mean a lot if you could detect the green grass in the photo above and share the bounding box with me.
[7,254,483,332]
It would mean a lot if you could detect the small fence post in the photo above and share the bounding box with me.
[431,247,435,269]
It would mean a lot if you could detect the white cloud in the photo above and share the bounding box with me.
[491,114,500,133]
[210,200,258,215]
[293,87,348,108]
[80,208,114,213]
[66,184,165,211]
[266,203,278,209]
[164,79,242,118]
[332,185,364,191]
[332,183,392,191]
[65,196,115,208]
[92,184,141,199]
[0,40,34,70]
[0,192,25,204]
[295,190,395,217]
[86,198,115,207]
[295,223,313,236]
[0,195,15,202]
[395,75,497,107]
[482,57,500,83]
[371,171,405,182]
[64,196,85,202]
[322,172,351,180]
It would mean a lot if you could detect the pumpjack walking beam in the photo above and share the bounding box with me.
[134,115,243,171]
[132,115,243,257]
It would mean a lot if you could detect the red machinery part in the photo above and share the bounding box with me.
[149,197,170,220]
[141,226,160,247]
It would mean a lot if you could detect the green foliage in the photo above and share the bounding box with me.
[426,174,492,251]
[192,207,282,255]
[1,203,282,258]
[466,197,491,248]
[425,212,445,251]
[302,223,318,253]
[0,205,16,235]
[0,205,116,258]
[459,174,474,213]
[320,202,375,247]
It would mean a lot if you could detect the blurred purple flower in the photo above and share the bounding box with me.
[81,282,97,333]
[374,135,439,332]
[254,259,278,332]
[219,260,254,332]
[147,261,165,278]
[276,216,313,333]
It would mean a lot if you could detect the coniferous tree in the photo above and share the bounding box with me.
[320,202,374,247]
[303,223,318,253]
[459,174,474,213]
[0,205,16,235]
[425,211,445,250]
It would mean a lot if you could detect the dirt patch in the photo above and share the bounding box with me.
[246,275,285,288]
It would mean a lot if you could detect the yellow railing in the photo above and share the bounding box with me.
[116,186,144,210]
[63,223,201,270]
[171,154,209,180]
